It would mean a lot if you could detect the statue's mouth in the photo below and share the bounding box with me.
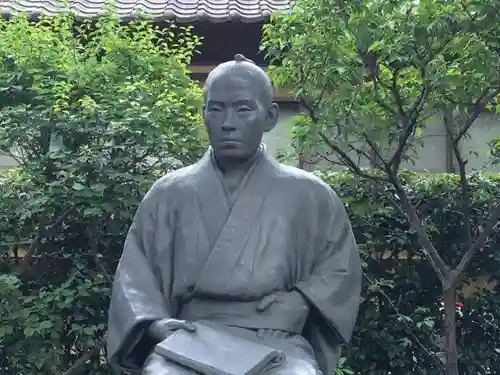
[219,140,241,146]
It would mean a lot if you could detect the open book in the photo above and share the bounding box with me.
[154,321,286,375]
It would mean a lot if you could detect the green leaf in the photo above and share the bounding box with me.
[72,182,86,191]
[24,327,35,337]
[83,207,103,216]
[90,183,107,194]
[38,320,53,330]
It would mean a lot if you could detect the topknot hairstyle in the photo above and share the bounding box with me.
[203,54,273,105]
[234,53,255,64]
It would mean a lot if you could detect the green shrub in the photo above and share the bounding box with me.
[319,170,500,375]
[0,11,206,374]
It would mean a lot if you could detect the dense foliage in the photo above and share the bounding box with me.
[322,171,500,374]
[0,11,206,374]
[263,0,500,165]
[262,0,500,373]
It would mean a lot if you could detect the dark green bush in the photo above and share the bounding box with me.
[319,170,500,375]
[0,11,206,375]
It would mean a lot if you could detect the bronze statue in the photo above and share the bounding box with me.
[106,54,362,375]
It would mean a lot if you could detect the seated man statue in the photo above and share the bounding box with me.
[106,54,362,375]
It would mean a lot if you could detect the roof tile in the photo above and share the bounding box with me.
[0,0,291,22]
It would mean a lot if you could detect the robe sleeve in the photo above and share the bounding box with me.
[106,182,174,371]
[295,186,362,344]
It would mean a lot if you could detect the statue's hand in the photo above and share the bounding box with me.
[256,290,309,312]
[256,293,282,312]
[148,318,196,342]
[256,290,310,332]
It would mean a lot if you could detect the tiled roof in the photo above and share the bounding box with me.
[0,0,291,23]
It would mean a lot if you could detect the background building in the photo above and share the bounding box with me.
[1,0,498,173]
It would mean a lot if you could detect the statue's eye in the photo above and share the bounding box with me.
[208,106,222,112]
[238,107,251,112]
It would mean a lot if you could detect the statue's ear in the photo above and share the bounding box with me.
[202,105,208,126]
[263,103,279,133]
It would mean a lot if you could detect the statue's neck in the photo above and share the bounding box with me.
[215,149,260,176]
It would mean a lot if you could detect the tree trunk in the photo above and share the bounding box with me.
[443,286,459,375]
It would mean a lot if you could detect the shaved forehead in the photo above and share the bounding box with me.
[204,54,274,106]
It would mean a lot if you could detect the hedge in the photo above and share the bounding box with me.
[320,170,500,375]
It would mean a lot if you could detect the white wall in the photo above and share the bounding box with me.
[400,112,499,173]
[264,107,500,173]
[0,152,16,169]
[399,113,449,172]
[262,103,299,165]
[460,113,500,172]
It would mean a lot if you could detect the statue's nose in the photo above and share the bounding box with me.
[221,114,237,131]
[221,123,236,131]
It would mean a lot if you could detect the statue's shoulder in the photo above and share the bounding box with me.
[272,163,343,215]
[145,163,199,200]
[274,162,334,196]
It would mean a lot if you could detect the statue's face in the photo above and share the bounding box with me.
[203,72,278,162]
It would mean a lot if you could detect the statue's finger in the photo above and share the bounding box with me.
[163,319,186,331]
[152,321,174,340]
[256,295,278,312]
[181,321,196,332]
[256,298,270,311]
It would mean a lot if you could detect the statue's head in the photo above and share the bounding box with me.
[203,54,279,162]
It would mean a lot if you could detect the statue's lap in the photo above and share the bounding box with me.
[141,325,320,375]
[141,353,319,375]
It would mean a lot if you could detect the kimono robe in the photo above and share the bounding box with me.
[107,146,362,375]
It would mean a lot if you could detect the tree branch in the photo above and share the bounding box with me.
[60,339,104,375]
[300,94,389,179]
[389,68,407,118]
[314,115,451,285]
[372,71,397,116]
[449,203,500,285]
[385,178,450,284]
[388,68,429,174]
[459,0,478,23]
[300,72,450,285]
[408,70,429,121]
[453,87,500,144]
[318,131,389,182]
[443,109,472,246]
[361,132,389,170]
[18,206,72,276]
[381,34,453,174]
[87,220,113,285]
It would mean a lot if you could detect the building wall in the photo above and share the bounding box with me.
[0,152,16,169]
[262,102,299,165]
[399,112,499,173]
[269,108,500,173]
[460,113,500,172]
